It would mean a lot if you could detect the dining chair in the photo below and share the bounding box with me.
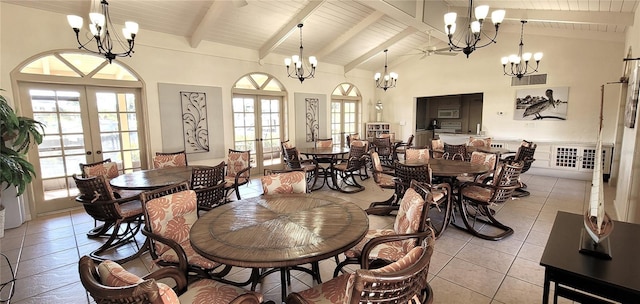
[431,139,444,159]
[191,162,226,212]
[79,255,269,304]
[282,146,319,191]
[373,137,393,165]
[139,182,232,280]
[73,174,145,264]
[468,136,492,148]
[287,231,435,304]
[365,151,398,216]
[349,139,370,180]
[315,138,333,148]
[394,134,414,160]
[330,144,368,193]
[443,143,467,161]
[153,150,188,169]
[405,147,430,161]
[224,149,251,200]
[334,180,434,277]
[502,140,537,197]
[346,133,359,148]
[261,170,307,194]
[457,151,498,184]
[455,161,524,240]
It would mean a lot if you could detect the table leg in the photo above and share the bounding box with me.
[542,270,550,304]
[280,267,287,303]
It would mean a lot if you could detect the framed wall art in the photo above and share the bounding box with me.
[513,86,569,121]
[624,62,640,128]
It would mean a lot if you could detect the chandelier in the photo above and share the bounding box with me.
[501,20,543,79]
[374,49,398,91]
[285,24,317,83]
[66,0,139,64]
[444,0,505,58]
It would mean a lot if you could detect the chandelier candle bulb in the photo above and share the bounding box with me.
[444,0,505,57]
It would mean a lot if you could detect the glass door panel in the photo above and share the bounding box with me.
[331,100,358,148]
[260,97,283,171]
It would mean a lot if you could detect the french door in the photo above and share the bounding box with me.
[232,94,283,174]
[20,84,145,214]
[331,100,358,147]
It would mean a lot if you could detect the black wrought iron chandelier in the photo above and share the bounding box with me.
[67,0,139,64]
[444,0,505,58]
[374,49,398,91]
[501,20,543,79]
[284,24,317,83]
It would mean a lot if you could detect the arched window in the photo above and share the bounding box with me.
[11,50,146,215]
[331,83,362,147]
[232,73,286,174]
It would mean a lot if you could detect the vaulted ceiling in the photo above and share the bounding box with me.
[4,0,638,72]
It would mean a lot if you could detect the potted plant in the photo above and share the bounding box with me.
[0,89,44,237]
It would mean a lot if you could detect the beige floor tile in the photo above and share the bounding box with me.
[506,257,545,286]
[517,242,545,263]
[493,276,544,304]
[456,243,516,274]
[430,276,492,304]
[438,258,505,298]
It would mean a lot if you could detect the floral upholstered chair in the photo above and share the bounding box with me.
[224,149,251,200]
[153,150,188,169]
[405,147,430,161]
[261,171,307,195]
[282,146,319,191]
[333,180,433,277]
[287,229,435,304]
[468,136,492,148]
[79,255,268,304]
[80,158,120,180]
[457,151,498,184]
[140,182,231,279]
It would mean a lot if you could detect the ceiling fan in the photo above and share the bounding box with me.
[415,30,458,59]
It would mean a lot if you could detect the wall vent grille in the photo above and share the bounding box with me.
[511,74,547,86]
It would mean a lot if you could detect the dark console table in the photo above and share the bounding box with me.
[540,211,640,303]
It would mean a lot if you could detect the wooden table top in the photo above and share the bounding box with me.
[298,147,350,156]
[190,193,369,268]
[468,146,513,155]
[400,158,489,177]
[109,166,202,190]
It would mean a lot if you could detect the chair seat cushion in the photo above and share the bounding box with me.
[460,184,493,205]
[288,273,354,304]
[431,189,445,202]
[178,278,263,304]
[343,229,415,261]
[224,177,249,188]
[97,260,179,304]
[119,200,144,218]
[158,240,221,269]
[377,173,395,188]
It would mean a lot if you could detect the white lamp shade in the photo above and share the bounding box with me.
[67,15,83,29]
[522,52,532,61]
[125,21,139,35]
[444,12,457,25]
[384,75,390,81]
[292,55,300,64]
[374,72,381,80]
[284,58,292,66]
[122,28,132,40]
[89,13,105,27]
[390,72,398,80]
[308,56,317,66]
[89,23,99,36]
[509,55,520,63]
[534,52,543,61]
[475,5,489,20]
[491,10,506,24]
[446,23,456,35]
[471,21,481,33]
[501,57,509,65]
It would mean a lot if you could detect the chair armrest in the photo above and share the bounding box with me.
[229,293,266,304]
[234,166,251,183]
[141,228,189,278]
[360,230,432,269]
[140,266,188,294]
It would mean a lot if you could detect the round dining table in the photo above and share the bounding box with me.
[298,147,351,190]
[401,158,490,177]
[109,166,204,190]
[190,193,369,302]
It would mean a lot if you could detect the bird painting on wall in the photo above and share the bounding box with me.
[514,87,568,120]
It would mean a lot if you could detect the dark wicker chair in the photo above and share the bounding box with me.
[330,144,367,193]
[139,182,232,280]
[282,146,319,191]
[443,143,467,161]
[153,150,187,168]
[455,161,524,241]
[191,162,226,212]
[334,180,434,277]
[394,134,414,160]
[73,174,145,264]
[503,140,537,197]
[79,255,270,304]
[287,231,435,304]
[224,149,252,200]
[373,137,394,166]
[431,139,444,159]
[349,139,371,180]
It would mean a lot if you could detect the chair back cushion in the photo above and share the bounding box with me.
[226,150,250,178]
[431,139,444,151]
[83,161,119,180]
[153,152,187,169]
[97,260,179,304]
[146,190,198,255]
[468,136,492,147]
[372,245,424,274]
[394,188,426,235]
[405,148,430,161]
[261,171,307,194]
[469,151,497,171]
[315,138,333,148]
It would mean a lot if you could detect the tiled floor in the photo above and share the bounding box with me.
[0,172,617,303]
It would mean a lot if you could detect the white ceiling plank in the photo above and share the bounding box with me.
[344,27,418,73]
[258,0,326,60]
[315,11,385,59]
[189,1,221,48]
[499,8,634,26]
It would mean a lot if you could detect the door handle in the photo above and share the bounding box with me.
[86,151,92,155]
[96,150,102,155]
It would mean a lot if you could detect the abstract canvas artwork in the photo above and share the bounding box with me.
[306,97,319,142]
[625,63,640,128]
[514,87,569,121]
[181,91,210,153]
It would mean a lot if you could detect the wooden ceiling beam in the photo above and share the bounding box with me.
[189,1,224,48]
[344,27,418,73]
